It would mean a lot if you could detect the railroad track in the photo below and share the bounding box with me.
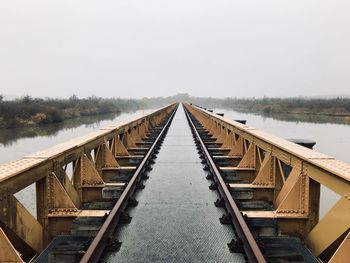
[80,107,178,262]
[184,106,266,263]
[34,105,178,263]
[3,102,349,262]
[72,103,266,263]
[184,104,319,263]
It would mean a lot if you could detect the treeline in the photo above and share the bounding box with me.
[0,95,144,129]
[219,97,350,116]
[159,94,350,117]
[1,94,350,129]
[0,113,118,146]
[140,93,223,108]
[144,93,350,117]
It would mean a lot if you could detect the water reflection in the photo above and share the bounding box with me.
[2,108,348,147]
[0,109,153,165]
[0,113,119,146]
[2,107,349,221]
[215,107,350,219]
[1,109,148,218]
[230,109,350,125]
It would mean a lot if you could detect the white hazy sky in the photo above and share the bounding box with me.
[0,0,349,98]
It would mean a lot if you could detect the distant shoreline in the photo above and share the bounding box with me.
[1,95,350,128]
[231,106,350,118]
[216,97,350,125]
[0,96,143,129]
[0,110,122,129]
[229,107,350,125]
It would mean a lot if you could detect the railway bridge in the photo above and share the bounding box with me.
[0,103,349,262]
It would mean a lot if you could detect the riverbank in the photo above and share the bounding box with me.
[0,112,120,146]
[1,95,350,128]
[129,94,350,122]
[231,108,350,125]
[218,97,350,123]
[0,96,144,129]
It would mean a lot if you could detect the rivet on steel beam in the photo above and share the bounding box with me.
[219,213,232,225]
[227,238,244,253]
[128,196,138,207]
[214,198,225,208]
[141,173,150,180]
[105,237,122,252]
[288,139,316,149]
[136,182,145,190]
[119,212,132,224]
[209,182,217,190]
[234,120,247,125]
[206,173,213,180]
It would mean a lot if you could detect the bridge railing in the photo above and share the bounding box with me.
[0,103,176,262]
[184,103,350,262]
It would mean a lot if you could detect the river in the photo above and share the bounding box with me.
[0,109,155,217]
[1,107,348,220]
[213,108,350,219]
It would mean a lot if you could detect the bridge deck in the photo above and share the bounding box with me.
[1,102,349,262]
[104,105,244,262]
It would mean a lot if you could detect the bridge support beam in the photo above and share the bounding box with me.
[0,227,24,263]
[307,196,350,258]
[0,194,44,254]
[74,155,105,203]
[114,137,130,157]
[329,231,350,263]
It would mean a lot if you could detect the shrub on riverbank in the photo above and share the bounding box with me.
[220,97,350,116]
[1,94,349,129]
[140,94,350,118]
[0,95,143,129]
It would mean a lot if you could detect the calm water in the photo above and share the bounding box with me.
[0,109,154,164]
[213,108,350,219]
[1,108,348,220]
[0,109,154,217]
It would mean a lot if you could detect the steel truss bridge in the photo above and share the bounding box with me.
[0,103,349,262]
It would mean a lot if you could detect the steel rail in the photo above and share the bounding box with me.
[184,106,266,263]
[80,106,178,263]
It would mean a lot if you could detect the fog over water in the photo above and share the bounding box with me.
[1,1,350,98]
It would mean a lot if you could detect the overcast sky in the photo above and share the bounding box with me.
[0,1,349,99]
